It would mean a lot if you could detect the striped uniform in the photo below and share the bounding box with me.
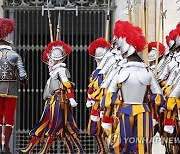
[98,62,164,153]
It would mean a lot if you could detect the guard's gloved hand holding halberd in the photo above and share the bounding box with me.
[86,88,95,108]
[159,107,166,113]
[86,94,95,108]
[61,81,78,107]
[67,91,77,107]
[86,98,95,108]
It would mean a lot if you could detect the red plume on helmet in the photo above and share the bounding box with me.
[176,22,180,29]
[88,37,111,56]
[113,20,146,53]
[148,42,165,55]
[166,29,178,48]
[134,34,146,52]
[128,24,146,52]
[176,23,180,37]
[113,20,133,38]
[0,18,15,39]
[166,35,170,47]
[177,27,180,35]
[42,40,71,62]
[166,23,180,48]
[169,29,178,41]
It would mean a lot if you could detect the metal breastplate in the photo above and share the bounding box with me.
[159,59,177,81]
[0,50,18,80]
[96,52,113,70]
[101,65,120,89]
[120,67,151,104]
[166,66,180,86]
[43,63,70,100]
[101,59,126,89]
[43,75,61,100]
[158,56,170,72]
[150,65,155,74]
[169,76,180,98]
[99,54,122,75]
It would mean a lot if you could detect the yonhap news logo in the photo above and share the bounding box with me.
[106,133,180,147]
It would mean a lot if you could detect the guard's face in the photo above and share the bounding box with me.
[48,58,55,66]
[48,58,55,72]
[48,65,52,72]
[149,60,156,66]
[95,58,101,65]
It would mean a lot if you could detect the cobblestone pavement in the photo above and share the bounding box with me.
[152,133,165,154]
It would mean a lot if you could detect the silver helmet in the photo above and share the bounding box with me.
[49,46,67,61]
[94,47,107,59]
[42,40,71,65]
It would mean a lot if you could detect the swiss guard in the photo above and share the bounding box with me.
[97,20,164,154]
[15,40,84,154]
[87,37,111,154]
[148,41,165,73]
[159,26,180,82]
[147,41,165,136]
[163,23,180,135]
[0,18,27,154]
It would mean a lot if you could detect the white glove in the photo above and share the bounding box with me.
[69,98,78,107]
[86,94,92,108]
[100,111,104,118]
[86,99,95,108]
[164,125,174,134]
[152,119,158,126]
[91,115,100,122]
[160,107,166,113]
[101,122,112,130]
[86,100,92,108]
[88,94,91,99]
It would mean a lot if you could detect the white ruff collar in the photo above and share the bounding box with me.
[0,45,12,50]
[122,61,145,68]
[49,63,66,77]
[52,63,66,69]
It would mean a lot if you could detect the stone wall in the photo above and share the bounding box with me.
[0,0,3,17]
[112,0,180,45]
